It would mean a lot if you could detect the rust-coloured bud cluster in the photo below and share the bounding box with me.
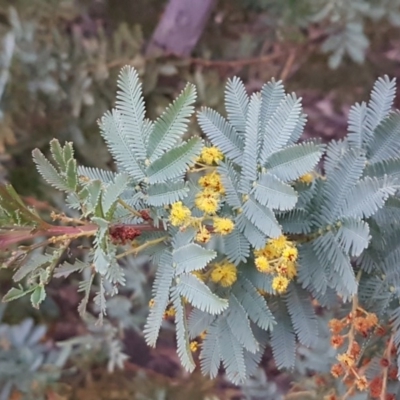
[109,225,141,244]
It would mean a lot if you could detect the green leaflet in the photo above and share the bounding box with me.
[50,138,67,170]
[32,149,70,192]
[252,173,297,211]
[176,273,228,315]
[364,75,397,146]
[146,182,189,207]
[232,277,275,331]
[339,176,397,219]
[148,83,196,162]
[285,284,318,348]
[298,243,328,295]
[260,93,302,164]
[197,108,243,162]
[225,76,249,134]
[100,110,145,181]
[173,243,217,275]
[334,218,370,257]
[223,228,250,265]
[217,161,242,209]
[227,294,259,353]
[265,141,325,183]
[77,165,116,183]
[218,317,247,384]
[144,251,175,347]
[270,300,296,370]
[147,137,203,184]
[312,233,357,297]
[200,321,221,378]
[235,213,267,249]
[347,101,368,148]
[188,308,215,339]
[240,93,260,194]
[321,147,366,224]
[115,66,147,161]
[101,173,130,215]
[242,196,281,238]
[171,288,195,372]
[368,111,400,164]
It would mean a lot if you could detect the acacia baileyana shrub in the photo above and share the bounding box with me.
[2,66,400,398]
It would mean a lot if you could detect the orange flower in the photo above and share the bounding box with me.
[369,376,383,398]
[329,319,345,335]
[349,341,361,358]
[337,353,355,368]
[330,335,345,349]
[355,376,368,391]
[331,363,344,378]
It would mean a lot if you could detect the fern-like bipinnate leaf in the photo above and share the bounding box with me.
[144,251,175,347]
[148,83,196,162]
[115,66,147,161]
[225,76,249,134]
[173,243,217,274]
[176,274,228,315]
[147,137,202,184]
[171,288,196,372]
[32,149,71,192]
[197,108,243,163]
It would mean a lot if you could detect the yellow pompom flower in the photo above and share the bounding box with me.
[149,298,155,308]
[190,340,199,352]
[196,225,211,243]
[195,190,219,214]
[269,235,290,252]
[198,171,225,194]
[255,256,273,274]
[164,306,176,318]
[272,275,290,293]
[286,262,297,279]
[199,146,224,165]
[254,243,280,260]
[169,201,191,226]
[282,246,298,262]
[299,173,314,184]
[211,261,237,287]
[213,217,234,235]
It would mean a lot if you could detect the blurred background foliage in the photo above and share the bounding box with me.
[0,0,400,398]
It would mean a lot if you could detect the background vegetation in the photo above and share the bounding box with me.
[1,0,400,398]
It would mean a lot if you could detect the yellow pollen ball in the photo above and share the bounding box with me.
[169,201,191,226]
[190,340,199,352]
[199,146,224,165]
[272,275,290,293]
[195,191,219,214]
[196,225,211,243]
[213,217,234,235]
[255,256,273,274]
[298,173,314,184]
[198,171,225,194]
[282,246,298,262]
[211,262,237,287]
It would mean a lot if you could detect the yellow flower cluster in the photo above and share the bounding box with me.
[196,224,211,243]
[198,171,225,194]
[189,340,199,352]
[213,217,234,235]
[163,306,176,319]
[198,146,224,165]
[253,235,298,294]
[195,170,226,215]
[298,172,314,184]
[210,261,237,287]
[169,201,191,226]
[195,190,219,214]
